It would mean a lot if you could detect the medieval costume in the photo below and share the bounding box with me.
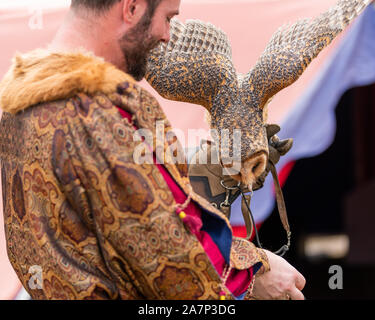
[0,50,268,300]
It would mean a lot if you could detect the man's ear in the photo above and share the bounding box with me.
[122,0,146,24]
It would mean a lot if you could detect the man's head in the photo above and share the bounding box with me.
[70,0,180,80]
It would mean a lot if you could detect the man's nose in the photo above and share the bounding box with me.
[160,28,171,44]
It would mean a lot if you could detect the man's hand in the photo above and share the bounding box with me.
[252,250,306,300]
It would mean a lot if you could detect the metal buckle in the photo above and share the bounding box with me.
[220,179,241,190]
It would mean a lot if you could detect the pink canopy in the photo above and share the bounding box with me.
[0,0,341,299]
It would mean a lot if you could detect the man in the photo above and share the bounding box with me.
[0,0,305,300]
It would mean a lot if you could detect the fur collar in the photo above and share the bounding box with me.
[0,49,135,114]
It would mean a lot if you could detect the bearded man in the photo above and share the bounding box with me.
[0,0,305,300]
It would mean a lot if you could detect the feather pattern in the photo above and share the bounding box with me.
[145,0,371,161]
[245,0,372,108]
[146,19,234,110]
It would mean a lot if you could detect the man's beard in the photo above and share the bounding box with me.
[119,16,161,81]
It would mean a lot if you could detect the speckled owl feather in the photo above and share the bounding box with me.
[146,0,372,160]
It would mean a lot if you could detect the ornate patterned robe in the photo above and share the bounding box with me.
[0,50,268,300]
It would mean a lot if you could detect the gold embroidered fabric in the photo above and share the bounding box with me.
[0,50,266,300]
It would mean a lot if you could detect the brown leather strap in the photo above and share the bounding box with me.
[239,162,291,256]
[241,194,254,241]
[270,163,290,235]
[188,141,292,256]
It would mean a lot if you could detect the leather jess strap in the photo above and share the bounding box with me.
[240,162,291,257]
[188,135,292,257]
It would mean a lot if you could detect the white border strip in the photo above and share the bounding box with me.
[0,0,71,10]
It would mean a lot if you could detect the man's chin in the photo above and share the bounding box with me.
[130,70,146,82]
[127,63,147,81]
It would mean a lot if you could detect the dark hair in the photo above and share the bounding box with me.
[71,0,122,11]
[71,0,162,15]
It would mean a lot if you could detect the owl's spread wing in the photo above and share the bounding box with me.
[244,0,372,108]
[146,19,235,110]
